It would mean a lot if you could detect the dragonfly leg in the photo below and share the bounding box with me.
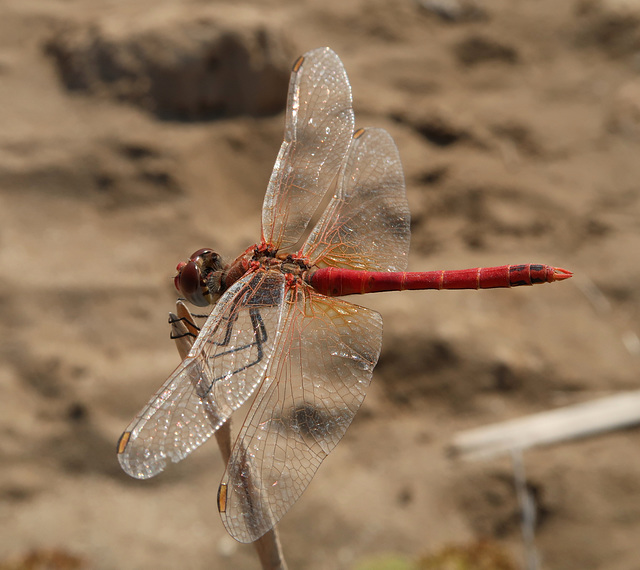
[168,314,200,339]
[196,307,269,398]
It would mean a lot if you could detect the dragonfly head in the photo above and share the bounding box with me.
[174,248,225,307]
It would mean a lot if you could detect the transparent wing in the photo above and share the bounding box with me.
[217,287,383,543]
[302,127,410,272]
[117,270,286,479]
[261,47,354,254]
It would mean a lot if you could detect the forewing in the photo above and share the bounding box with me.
[261,47,354,253]
[302,128,410,271]
[117,271,286,479]
[218,287,383,543]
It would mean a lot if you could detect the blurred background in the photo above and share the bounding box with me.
[1,0,639,568]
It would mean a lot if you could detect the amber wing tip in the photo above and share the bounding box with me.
[117,431,131,455]
[552,267,573,281]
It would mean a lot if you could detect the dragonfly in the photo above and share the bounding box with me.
[117,47,571,544]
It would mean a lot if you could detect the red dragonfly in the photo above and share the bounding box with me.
[117,47,571,543]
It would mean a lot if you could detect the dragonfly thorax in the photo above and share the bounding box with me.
[248,244,312,277]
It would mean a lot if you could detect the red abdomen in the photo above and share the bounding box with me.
[308,264,572,297]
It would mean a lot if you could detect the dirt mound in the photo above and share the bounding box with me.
[45,8,292,120]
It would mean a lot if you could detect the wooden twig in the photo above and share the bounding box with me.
[170,301,288,570]
[450,391,640,461]
[510,450,539,570]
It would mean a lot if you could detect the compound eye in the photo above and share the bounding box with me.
[190,248,213,261]
[175,261,209,306]
[176,261,199,297]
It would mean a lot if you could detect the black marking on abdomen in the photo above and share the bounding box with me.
[529,264,546,284]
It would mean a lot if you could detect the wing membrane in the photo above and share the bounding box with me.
[261,47,354,253]
[218,287,383,542]
[118,271,286,479]
[302,128,410,271]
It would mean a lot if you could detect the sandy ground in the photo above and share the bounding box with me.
[1,0,640,569]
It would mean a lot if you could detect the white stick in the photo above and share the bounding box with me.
[450,391,640,461]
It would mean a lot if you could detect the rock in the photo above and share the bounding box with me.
[415,0,487,23]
